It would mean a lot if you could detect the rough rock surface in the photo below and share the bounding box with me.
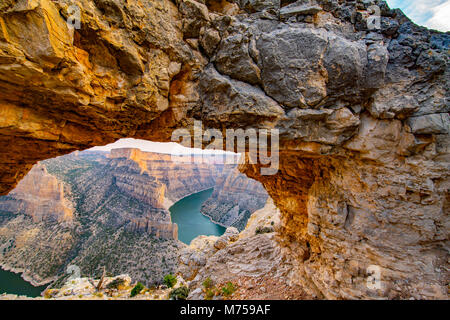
[0,0,449,299]
[109,147,223,202]
[201,165,268,230]
[0,273,189,300]
[179,198,308,300]
[0,164,74,223]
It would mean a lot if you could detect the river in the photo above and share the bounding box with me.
[169,188,226,245]
[0,267,46,297]
[0,188,224,296]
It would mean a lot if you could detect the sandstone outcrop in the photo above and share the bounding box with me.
[110,148,223,202]
[0,0,449,299]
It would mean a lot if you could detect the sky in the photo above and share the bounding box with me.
[90,138,237,155]
[386,0,450,32]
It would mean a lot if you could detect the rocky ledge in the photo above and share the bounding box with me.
[0,274,189,300]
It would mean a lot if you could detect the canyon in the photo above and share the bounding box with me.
[201,165,268,231]
[0,147,267,289]
[0,0,448,299]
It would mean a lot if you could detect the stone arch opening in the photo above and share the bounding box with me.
[0,0,448,299]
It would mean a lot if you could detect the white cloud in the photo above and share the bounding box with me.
[386,0,450,32]
[426,1,450,31]
[89,138,236,155]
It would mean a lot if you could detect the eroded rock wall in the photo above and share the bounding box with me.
[110,148,224,202]
[0,164,74,223]
[201,165,268,230]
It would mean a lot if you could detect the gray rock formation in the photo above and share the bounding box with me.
[201,165,268,230]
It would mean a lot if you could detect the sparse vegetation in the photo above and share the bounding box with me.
[202,277,213,289]
[163,274,177,288]
[169,286,189,300]
[130,282,144,297]
[205,287,216,300]
[255,226,274,235]
[106,278,126,290]
[221,282,236,297]
[202,278,237,299]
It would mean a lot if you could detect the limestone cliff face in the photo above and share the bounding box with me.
[201,165,268,230]
[0,0,449,299]
[0,164,77,285]
[110,148,224,202]
[62,151,178,240]
[0,164,73,223]
[0,150,184,287]
[108,157,168,209]
[128,218,178,240]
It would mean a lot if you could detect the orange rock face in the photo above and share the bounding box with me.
[110,148,224,202]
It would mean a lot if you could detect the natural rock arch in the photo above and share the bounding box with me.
[0,0,448,299]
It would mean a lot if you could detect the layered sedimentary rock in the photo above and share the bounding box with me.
[128,218,178,240]
[0,164,73,223]
[110,148,267,230]
[0,147,260,288]
[0,0,449,299]
[0,164,77,285]
[51,150,179,240]
[201,165,268,230]
[0,151,183,286]
[109,148,224,202]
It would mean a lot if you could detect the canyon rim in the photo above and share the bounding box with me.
[0,0,449,300]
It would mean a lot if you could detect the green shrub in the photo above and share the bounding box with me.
[130,282,144,297]
[221,282,236,297]
[255,226,274,235]
[202,277,213,289]
[205,288,215,300]
[163,274,177,288]
[169,286,189,300]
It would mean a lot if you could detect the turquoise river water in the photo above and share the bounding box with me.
[0,268,47,297]
[169,188,226,245]
[0,188,225,296]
